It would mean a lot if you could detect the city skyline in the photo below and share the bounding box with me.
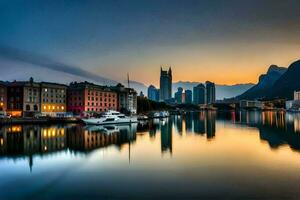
[1,1,300,85]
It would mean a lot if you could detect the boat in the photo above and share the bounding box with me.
[82,110,138,125]
[152,111,170,118]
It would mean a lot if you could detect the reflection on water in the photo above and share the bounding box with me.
[3,111,300,198]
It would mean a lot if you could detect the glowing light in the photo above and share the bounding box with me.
[43,130,47,137]
[0,102,3,106]
[44,146,47,151]
[61,106,64,110]
[43,106,46,109]
[0,138,3,146]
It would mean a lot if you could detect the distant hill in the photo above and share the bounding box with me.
[236,65,287,100]
[268,60,300,100]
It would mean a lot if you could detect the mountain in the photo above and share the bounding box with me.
[268,60,300,100]
[236,65,287,100]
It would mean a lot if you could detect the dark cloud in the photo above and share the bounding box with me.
[0,46,116,85]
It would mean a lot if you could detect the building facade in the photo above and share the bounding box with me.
[6,81,24,117]
[147,85,159,102]
[159,67,172,102]
[68,82,118,115]
[294,91,300,101]
[175,87,183,104]
[193,84,206,105]
[0,82,7,112]
[23,78,40,117]
[40,82,67,116]
[111,84,137,114]
[206,81,216,104]
[240,100,263,109]
[185,90,193,104]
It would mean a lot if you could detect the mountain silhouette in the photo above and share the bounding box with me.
[237,65,286,100]
[268,60,300,100]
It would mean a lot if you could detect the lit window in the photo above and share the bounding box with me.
[61,106,64,110]
[52,106,55,109]
[43,105,46,109]
[45,88,48,92]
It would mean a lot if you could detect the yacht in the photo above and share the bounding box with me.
[82,110,138,125]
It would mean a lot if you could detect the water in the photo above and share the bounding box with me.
[1,111,300,199]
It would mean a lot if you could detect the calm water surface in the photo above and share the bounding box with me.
[1,111,300,199]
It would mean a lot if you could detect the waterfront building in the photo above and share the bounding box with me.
[286,91,300,110]
[40,82,67,117]
[206,81,216,104]
[240,100,263,109]
[193,84,206,105]
[6,81,25,117]
[0,82,7,112]
[147,85,159,101]
[184,90,192,104]
[294,91,300,101]
[23,78,40,117]
[68,82,118,115]
[175,87,183,104]
[111,83,137,114]
[159,67,172,102]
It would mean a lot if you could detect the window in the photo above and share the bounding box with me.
[34,105,38,111]
[26,105,30,111]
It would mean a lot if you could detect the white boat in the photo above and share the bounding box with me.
[152,111,169,118]
[82,110,138,125]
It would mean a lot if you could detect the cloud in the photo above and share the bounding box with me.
[0,46,116,85]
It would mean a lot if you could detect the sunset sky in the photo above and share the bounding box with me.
[0,0,300,86]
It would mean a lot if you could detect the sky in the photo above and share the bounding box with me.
[0,0,300,86]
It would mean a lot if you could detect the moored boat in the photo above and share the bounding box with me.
[82,110,138,125]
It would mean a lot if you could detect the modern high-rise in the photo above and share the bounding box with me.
[159,67,172,102]
[185,90,193,104]
[147,85,159,101]
[193,84,206,105]
[175,87,183,104]
[206,81,216,104]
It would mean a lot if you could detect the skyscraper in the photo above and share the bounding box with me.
[147,85,159,101]
[193,84,206,105]
[185,90,193,104]
[206,81,216,104]
[175,87,183,104]
[159,67,172,102]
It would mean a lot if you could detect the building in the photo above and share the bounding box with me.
[206,81,216,104]
[6,81,25,117]
[175,87,183,104]
[294,91,300,101]
[147,85,159,102]
[139,91,144,98]
[0,82,7,112]
[286,91,300,110]
[193,83,206,105]
[111,83,137,114]
[184,90,193,104]
[240,100,263,109]
[159,67,172,102]
[23,78,40,117]
[40,82,67,116]
[68,82,118,115]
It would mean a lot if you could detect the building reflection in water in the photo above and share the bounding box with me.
[160,118,173,154]
[234,111,300,151]
[0,123,137,171]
